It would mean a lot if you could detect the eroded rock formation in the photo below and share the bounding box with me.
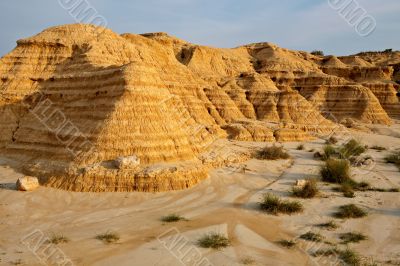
[0,24,398,192]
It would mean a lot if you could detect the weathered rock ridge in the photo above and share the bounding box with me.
[0,24,399,191]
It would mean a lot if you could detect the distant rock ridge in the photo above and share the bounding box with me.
[0,24,399,192]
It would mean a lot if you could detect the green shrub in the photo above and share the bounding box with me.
[96,231,120,244]
[334,204,367,219]
[259,193,303,215]
[161,214,186,223]
[320,159,351,184]
[197,233,230,249]
[292,179,318,198]
[339,232,368,244]
[257,145,290,160]
[339,139,367,158]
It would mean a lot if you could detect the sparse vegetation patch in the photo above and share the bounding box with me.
[96,231,120,244]
[161,214,186,223]
[278,239,297,249]
[317,221,339,230]
[257,145,290,160]
[320,159,351,184]
[334,204,367,219]
[300,232,324,242]
[47,233,69,245]
[197,233,230,249]
[292,179,319,198]
[259,193,303,215]
[339,232,368,244]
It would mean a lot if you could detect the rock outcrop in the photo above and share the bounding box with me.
[0,24,398,192]
[16,176,39,191]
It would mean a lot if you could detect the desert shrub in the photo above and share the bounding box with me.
[334,204,367,219]
[339,139,367,158]
[312,247,339,257]
[317,221,339,230]
[340,249,361,266]
[259,193,303,215]
[257,145,290,160]
[300,232,324,242]
[312,248,360,266]
[95,231,120,244]
[240,257,256,265]
[339,232,368,244]
[278,239,297,248]
[326,136,338,144]
[320,159,351,184]
[385,151,400,169]
[296,144,305,150]
[292,179,318,198]
[161,214,186,223]
[340,182,355,198]
[47,233,69,244]
[311,50,324,56]
[197,233,230,249]
[323,145,338,160]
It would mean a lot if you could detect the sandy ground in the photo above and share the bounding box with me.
[1,123,400,266]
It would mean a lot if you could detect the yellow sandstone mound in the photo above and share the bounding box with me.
[0,24,399,192]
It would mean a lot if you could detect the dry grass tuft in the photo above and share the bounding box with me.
[161,214,186,223]
[339,139,367,158]
[47,233,69,245]
[259,193,303,215]
[385,151,400,169]
[292,179,319,198]
[317,221,339,230]
[334,204,367,219]
[277,239,297,249]
[300,232,324,242]
[320,159,351,184]
[257,145,290,160]
[96,231,120,244]
[339,232,368,244]
[197,233,230,249]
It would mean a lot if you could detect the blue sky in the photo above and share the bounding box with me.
[0,0,399,57]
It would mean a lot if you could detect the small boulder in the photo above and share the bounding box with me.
[16,176,39,191]
[296,179,307,188]
[114,155,140,170]
[313,151,324,159]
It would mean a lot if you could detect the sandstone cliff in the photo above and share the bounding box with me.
[0,24,398,192]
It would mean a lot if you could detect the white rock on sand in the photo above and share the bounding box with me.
[114,155,140,170]
[16,176,39,191]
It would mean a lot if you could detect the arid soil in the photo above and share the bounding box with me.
[1,122,399,266]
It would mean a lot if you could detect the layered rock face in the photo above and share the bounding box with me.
[0,24,398,192]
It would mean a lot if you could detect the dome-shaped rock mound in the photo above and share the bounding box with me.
[0,24,398,192]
